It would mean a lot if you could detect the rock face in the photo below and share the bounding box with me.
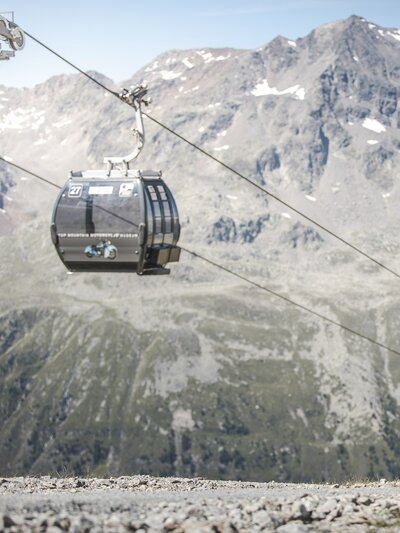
[1,16,400,481]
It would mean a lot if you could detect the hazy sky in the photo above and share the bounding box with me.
[1,0,400,87]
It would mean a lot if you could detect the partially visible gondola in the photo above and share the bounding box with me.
[0,14,25,60]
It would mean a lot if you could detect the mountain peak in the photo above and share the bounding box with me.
[307,14,399,43]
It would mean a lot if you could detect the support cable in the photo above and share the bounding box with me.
[1,155,399,358]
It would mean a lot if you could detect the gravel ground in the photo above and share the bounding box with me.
[1,476,400,532]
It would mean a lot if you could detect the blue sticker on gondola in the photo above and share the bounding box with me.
[68,184,83,198]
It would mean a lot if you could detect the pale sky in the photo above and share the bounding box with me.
[1,0,400,87]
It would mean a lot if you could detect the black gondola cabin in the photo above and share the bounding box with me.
[51,169,180,275]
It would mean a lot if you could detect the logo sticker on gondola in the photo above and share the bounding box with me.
[119,183,134,197]
[68,184,83,198]
[88,186,114,195]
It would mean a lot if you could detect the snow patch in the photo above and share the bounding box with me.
[33,138,47,146]
[362,118,386,133]
[305,195,316,202]
[197,51,214,63]
[3,155,13,162]
[182,58,194,69]
[382,192,391,198]
[52,119,72,128]
[367,139,379,145]
[31,116,45,130]
[183,85,200,94]
[145,60,159,72]
[0,108,45,131]
[287,40,297,47]
[226,194,238,200]
[281,212,292,219]
[198,126,205,133]
[217,130,227,137]
[1,97,9,101]
[196,50,230,64]
[353,56,359,62]
[251,78,305,100]
[214,145,229,152]
[160,70,182,80]
[387,30,400,42]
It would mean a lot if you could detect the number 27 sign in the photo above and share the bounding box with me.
[68,184,83,198]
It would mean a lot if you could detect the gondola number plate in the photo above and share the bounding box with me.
[68,184,83,197]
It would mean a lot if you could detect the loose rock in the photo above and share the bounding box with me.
[1,476,400,531]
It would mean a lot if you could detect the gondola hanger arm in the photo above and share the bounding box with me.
[103,84,151,173]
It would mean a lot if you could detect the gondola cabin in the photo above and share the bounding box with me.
[51,169,180,275]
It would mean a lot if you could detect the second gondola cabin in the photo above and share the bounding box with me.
[51,169,180,275]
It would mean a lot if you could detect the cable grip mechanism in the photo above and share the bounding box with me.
[0,14,25,60]
[104,84,151,173]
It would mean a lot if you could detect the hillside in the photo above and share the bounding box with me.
[1,15,400,480]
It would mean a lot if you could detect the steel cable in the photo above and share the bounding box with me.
[1,155,399,357]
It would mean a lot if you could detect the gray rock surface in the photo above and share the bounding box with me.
[1,476,400,531]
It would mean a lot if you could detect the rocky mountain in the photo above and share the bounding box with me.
[1,15,400,481]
